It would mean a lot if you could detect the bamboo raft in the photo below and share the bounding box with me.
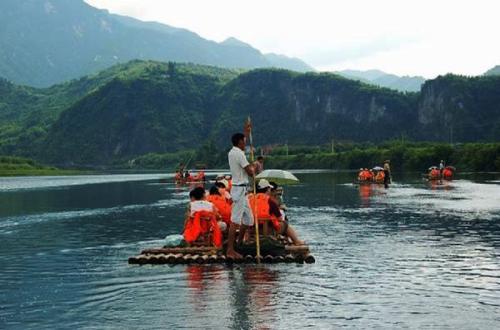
[129,243,315,265]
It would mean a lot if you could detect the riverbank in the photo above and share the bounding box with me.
[122,141,500,173]
[0,156,85,177]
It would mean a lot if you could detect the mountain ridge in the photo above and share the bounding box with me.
[336,69,426,92]
[0,0,312,87]
[1,60,499,165]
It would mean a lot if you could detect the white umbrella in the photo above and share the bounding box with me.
[255,169,300,185]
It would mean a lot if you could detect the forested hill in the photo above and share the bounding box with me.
[0,0,312,87]
[0,61,499,165]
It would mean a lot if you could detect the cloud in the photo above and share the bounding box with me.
[84,0,500,77]
[301,36,420,67]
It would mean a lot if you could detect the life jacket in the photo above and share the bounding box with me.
[247,193,280,231]
[375,171,385,182]
[206,194,231,224]
[366,171,374,180]
[357,171,363,181]
[183,210,222,247]
[429,169,440,179]
[443,168,453,179]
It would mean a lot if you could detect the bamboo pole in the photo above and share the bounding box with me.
[247,116,261,263]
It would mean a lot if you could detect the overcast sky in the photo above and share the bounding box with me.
[85,0,500,78]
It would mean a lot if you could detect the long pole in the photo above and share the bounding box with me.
[247,116,261,263]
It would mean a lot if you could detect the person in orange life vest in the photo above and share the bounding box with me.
[224,175,233,191]
[183,187,225,246]
[249,179,304,245]
[215,180,232,203]
[206,186,232,227]
[375,169,385,183]
[357,168,365,181]
[443,166,453,179]
[429,168,440,179]
[366,169,374,181]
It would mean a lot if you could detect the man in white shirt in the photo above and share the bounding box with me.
[226,133,254,259]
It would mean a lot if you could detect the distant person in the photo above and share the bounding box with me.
[383,160,391,188]
[226,133,255,259]
[439,160,445,180]
[254,156,265,175]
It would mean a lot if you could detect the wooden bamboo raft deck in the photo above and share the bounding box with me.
[128,245,315,265]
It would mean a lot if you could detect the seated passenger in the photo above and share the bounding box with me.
[215,180,232,202]
[375,170,385,183]
[366,169,374,181]
[248,179,304,245]
[429,168,440,179]
[224,175,233,191]
[183,187,223,247]
[206,186,231,226]
[443,167,454,180]
[357,168,365,181]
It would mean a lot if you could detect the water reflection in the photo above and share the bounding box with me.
[228,266,279,330]
[358,184,386,208]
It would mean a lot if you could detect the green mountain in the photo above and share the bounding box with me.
[337,69,426,92]
[1,61,499,166]
[484,65,500,76]
[0,0,312,87]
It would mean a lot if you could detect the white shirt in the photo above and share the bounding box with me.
[190,200,214,216]
[228,146,250,185]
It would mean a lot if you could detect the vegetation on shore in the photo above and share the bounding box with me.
[0,156,83,176]
[125,141,500,173]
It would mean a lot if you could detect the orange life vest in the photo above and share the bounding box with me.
[429,169,440,179]
[183,210,222,247]
[375,171,385,182]
[443,168,453,179]
[206,194,231,224]
[247,193,280,231]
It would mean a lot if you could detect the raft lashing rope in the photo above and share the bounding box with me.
[128,245,315,265]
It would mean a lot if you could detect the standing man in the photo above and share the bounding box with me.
[226,133,254,259]
[439,160,445,181]
[383,160,391,189]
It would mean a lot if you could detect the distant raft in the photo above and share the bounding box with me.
[129,237,315,265]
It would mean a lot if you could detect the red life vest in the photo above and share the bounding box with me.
[443,168,453,179]
[206,194,231,224]
[247,193,280,231]
[429,169,440,179]
[183,210,222,247]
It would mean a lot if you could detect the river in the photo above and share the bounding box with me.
[1,172,499,329]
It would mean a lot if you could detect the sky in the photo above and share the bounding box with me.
[85,0,500,78]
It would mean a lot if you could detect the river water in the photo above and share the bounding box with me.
[1,172,499,329]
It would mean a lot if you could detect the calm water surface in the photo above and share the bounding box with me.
[1,172,499,329]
